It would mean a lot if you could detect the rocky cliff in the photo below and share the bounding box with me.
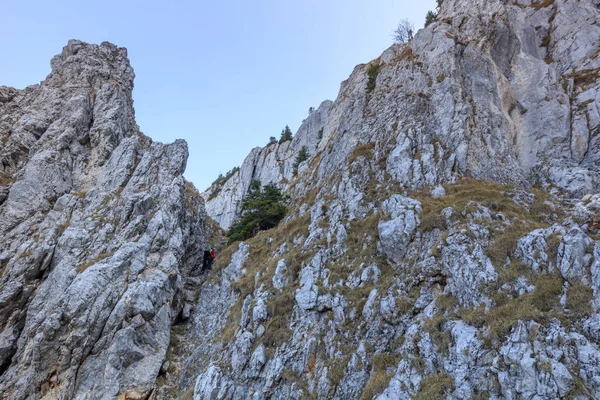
[180,0,600,399]
[0,41,206,399]
[204,0,600,230]
[3,0,600,398]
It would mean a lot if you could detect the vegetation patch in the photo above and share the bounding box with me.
[327,355,352,388]
[77,252,110,273]
[566,68,600,90]
[317,128,324,141]
[293,146,310,176]
[415,373,455,400]
[566,283,593,320]
[349,142,375,164]
[227,180,287,244]
[412,178,558,269]
[279,125,294,144]
[366,63,382,94]
[184,180,202,215]
[0,171,15,186]
[460,273,563,344]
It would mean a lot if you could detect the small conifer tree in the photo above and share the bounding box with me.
[293,146,310,175]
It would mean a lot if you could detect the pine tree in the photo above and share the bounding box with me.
[227,181,287,244]
[293,146,310,176]
[279,125,293,143]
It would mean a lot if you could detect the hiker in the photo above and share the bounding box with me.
[208,247,217,269]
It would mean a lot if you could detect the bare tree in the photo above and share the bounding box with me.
[393,19,415,44]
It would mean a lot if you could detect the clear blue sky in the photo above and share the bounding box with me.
[2,0,435,190]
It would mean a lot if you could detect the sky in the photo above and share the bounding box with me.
[2,0,436,191]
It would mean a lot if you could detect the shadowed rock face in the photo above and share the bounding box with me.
[0,41,206,399]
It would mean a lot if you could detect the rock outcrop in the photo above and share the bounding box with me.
[0,41,206,399]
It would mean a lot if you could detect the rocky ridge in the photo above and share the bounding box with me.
[0,41,206,399]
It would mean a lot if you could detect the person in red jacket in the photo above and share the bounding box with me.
[208,248,217,269]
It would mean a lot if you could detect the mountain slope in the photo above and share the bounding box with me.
[173,0,600,399]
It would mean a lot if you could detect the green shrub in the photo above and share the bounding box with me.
[293,146,310,176]
[317,128,324,141]
[366,63,382,94]
[425,10,438,27]
[425,0,443,27]
[227,180,287,244]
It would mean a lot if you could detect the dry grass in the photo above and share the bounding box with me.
[349,143,375,164]
[57,220,71,235]
[414,373,455,400]
[360,370,394,400]
[566,283,593,320]
[460,273,563,343]
[73,190,88,198]
[413,179,557,269]
[184,180,202,216]
[545,232,562,265]
[424,314,453,355]
[213,213,313,353]
[396,46,416,63]
[0,171,15,186]
[77,252,110,273]
[328,355,352,387]
[496,260,531,285]
[420,212,448,232]
[514,0,555,10]
[486,225,543,267]
[567,68,600,89]
[424,273,565,349]
[180,385,194,400]
[210,241,238,274]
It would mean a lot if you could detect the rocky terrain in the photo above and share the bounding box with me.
[0,41,206,399]
[190,0,600,398]
[1,0,600,398]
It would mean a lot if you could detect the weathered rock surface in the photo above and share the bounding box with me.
[0,41,206,399]
[205,0,600,231]
[167,0,600,399]
[3,0,600,398]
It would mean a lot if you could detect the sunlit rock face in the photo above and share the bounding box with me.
[0,40,206,399]
[177,0,600,399]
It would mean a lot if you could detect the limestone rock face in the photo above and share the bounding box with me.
[0,41,206,399]
[202,101,331,229]
[205,0,600,230]
[3,0,600,397]
[159,1,600,399]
